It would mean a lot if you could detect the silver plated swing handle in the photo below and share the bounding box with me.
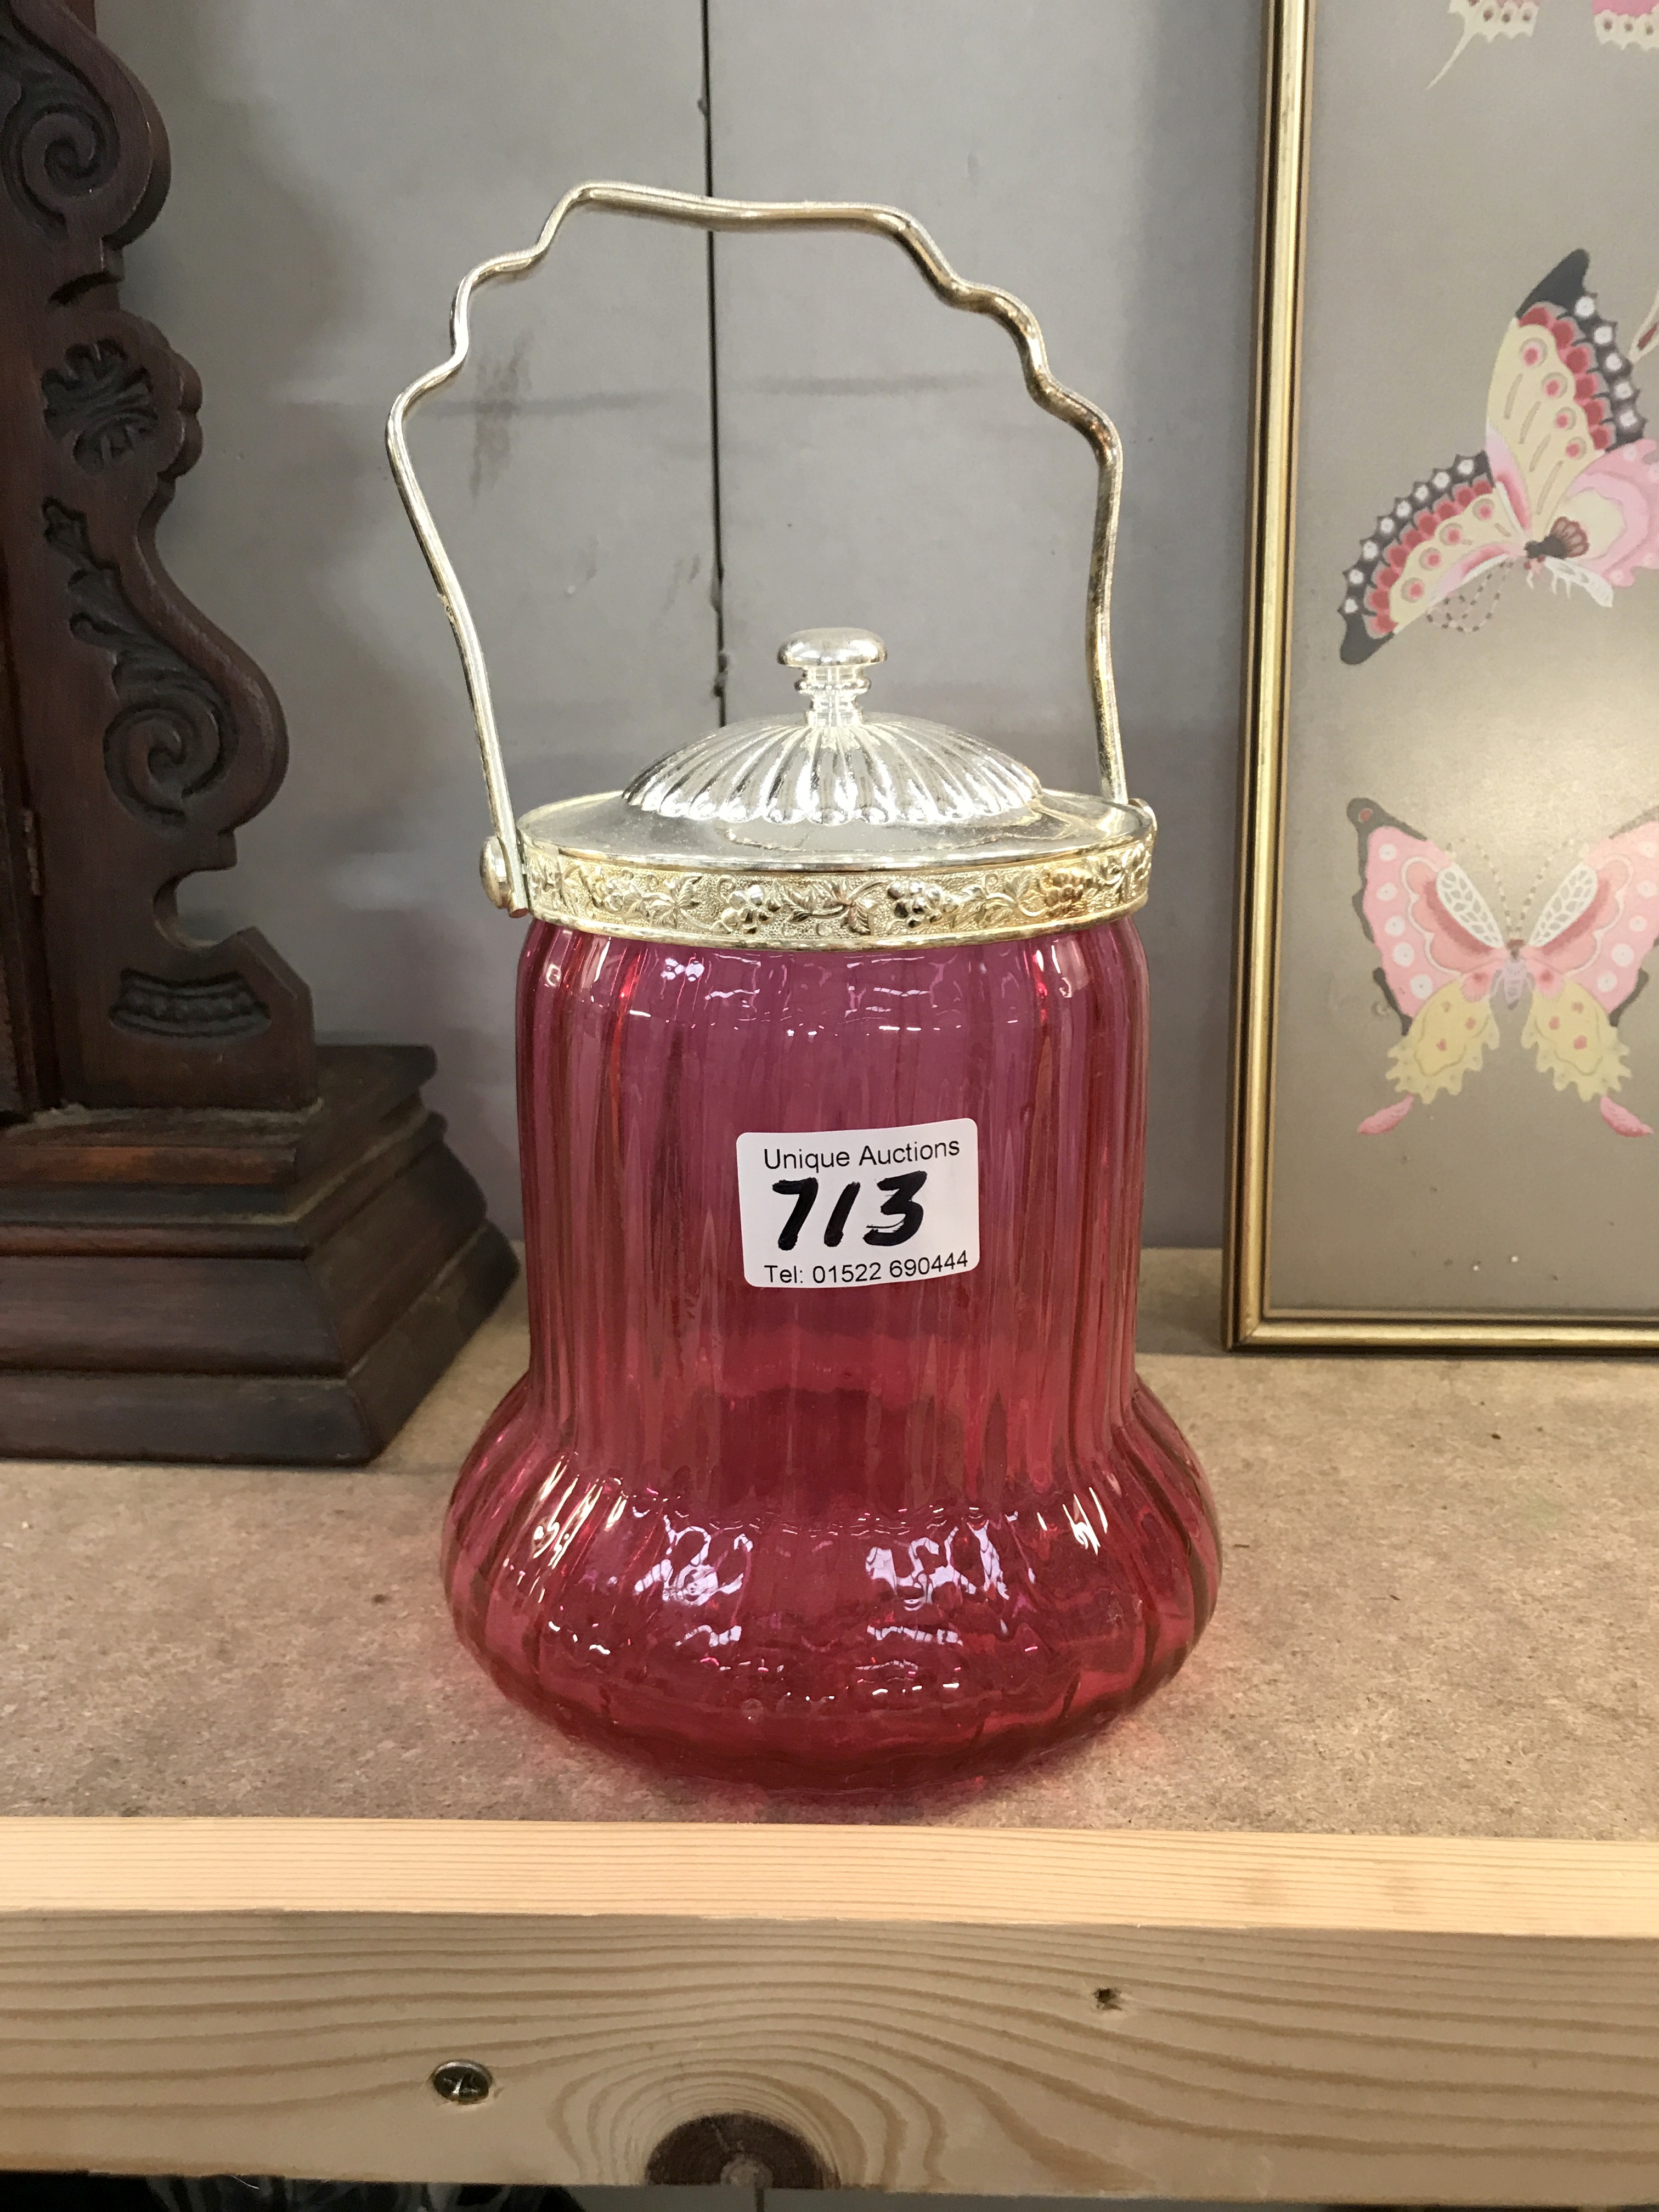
[386,180,1127,919]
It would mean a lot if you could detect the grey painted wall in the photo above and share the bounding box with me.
[98,1,1261,1245]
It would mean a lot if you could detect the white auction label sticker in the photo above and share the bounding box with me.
[736,1118,979,1288]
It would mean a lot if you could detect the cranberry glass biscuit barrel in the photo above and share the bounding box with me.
[387,183,1220,1788]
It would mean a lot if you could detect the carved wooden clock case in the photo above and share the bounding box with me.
[0,0,515,1462]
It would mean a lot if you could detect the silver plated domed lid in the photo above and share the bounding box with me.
[386,182,1157,950]
[627,630,1039,834]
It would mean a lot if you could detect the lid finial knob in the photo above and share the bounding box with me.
[780,628,887,732]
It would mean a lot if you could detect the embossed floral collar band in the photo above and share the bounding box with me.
[510,627,1153,950]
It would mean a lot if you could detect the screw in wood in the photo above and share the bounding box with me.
[430,2058,495,2104]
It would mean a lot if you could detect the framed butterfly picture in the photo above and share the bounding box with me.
[1229,0,1659,1345]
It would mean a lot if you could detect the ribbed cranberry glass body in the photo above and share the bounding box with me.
[444,915,1219,1788]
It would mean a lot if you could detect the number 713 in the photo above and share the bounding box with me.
[771,1170,927,1250]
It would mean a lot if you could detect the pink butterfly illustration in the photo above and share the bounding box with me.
[1341,252,1659,663]
[1349,798,1659,1137]
[1434,0,1658,82]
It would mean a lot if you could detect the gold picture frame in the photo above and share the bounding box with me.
[1227,0,1659,1349]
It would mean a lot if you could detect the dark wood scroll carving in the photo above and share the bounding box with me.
[0,0,514,1465]
[0,0,314,1109]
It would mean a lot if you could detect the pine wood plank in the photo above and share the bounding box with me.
[0,1821,1654,2198]
[5,1818,1659,1935]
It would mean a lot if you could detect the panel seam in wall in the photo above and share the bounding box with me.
[699,0,728,724]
